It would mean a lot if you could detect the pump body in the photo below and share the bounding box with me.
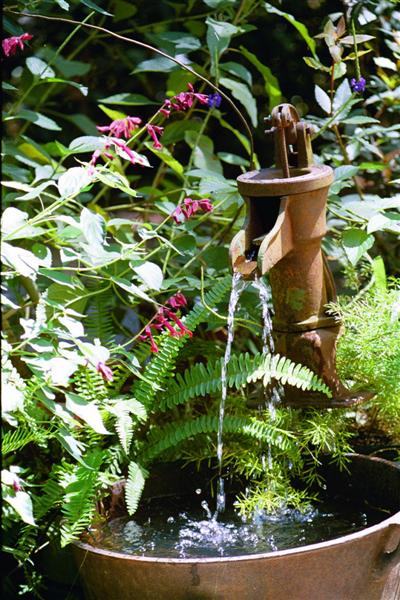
[230,104,372,407]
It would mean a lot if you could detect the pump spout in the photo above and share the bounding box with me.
[229,104,373,408]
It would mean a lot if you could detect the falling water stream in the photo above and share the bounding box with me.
[216,271,246,516]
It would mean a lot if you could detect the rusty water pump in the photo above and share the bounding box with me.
[230,104,372,408]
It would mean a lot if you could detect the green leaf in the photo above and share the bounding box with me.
[220,61,253,86]
[40,78,88,96]
[333,79,352,113]
[342,116,380,125]
[80,207,105,246]
[315,85,331,114]
[58,167,92,198]
[2,242,40,278]
[303,56,330,72]
[373,57,397,71]
[330,165,358,195]
[220,77,257,126]
[206,17,239,72]
[69,135,105,153]
[372,256,386,291]
[26,57,55,79]
[111,277,154,303]
[264,3,317,57]
[134,56,180,73]
[184,132,223,174]
[12,109,61,131]
[94,168,138,197]
[98,104,126,121]
[132,261,163,291]
[98,93,156,106]
[80,0,113,15]
[239,46,281,111]
[125,462,147,515]
[144,142,183,176]
[1,207,46,240]
[66,392,110,434]
[342,228,374,265]
[5,491,36,526]
[39,268,77,288]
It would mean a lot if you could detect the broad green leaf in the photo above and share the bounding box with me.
[26,56,55,79]
[217,152,249,166]
[184,132,223,174]
[80,0,113,15]
[373,57,397,71]
[240,46,281,111]
[12,109,61,131]
[220,77,257,126]
[220,61,252,86]
[206,17,239,72]
[147,31,201,54]
[264,3,317,57]
[144,143,183,176]
[315,85,331,114]
[69,136,105,153]
[39,78,88,96]
[58,167,92,198]
[333,79,352,113]
[39,268,77,288]
[3,81,17,91]
[2,242,40,278]
[134,55,182,73]
[342,116,380,125]
[303,56,330,72]
[342,228,374,265]
[66,393,110,435]
[55,428,86,463]
[16,180,57,201]
[98,104,126,121]
[1,207,46,240]
[330,165,358,195]
[98,93,156,105]
[340,34,375,46]
[80,207,105,246]
[111,277,154,303]
[161,120,201,145]
[94,168,138,197]
[5,491,36,526]
[203,0,236,6]
[132,261,163,291]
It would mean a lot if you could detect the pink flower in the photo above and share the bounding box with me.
[139,325,160,353]
[96,116,141,139]
[2,33,33,57]
[88,137,148,173]
[167,292,187,308]
[146,124,164,149]
[172,197,213,224]
[139,304,192,351]
[96,361,113,382]
[162,83,209,116]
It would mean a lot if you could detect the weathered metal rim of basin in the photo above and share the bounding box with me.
[236,164,333,196]
[73,454,400,565]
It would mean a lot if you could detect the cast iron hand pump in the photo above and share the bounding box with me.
[230,104,372,408]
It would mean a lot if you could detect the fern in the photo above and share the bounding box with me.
[85,282,116,345]
[125,461,148,515]
[140,414,295,464]
[2,427,48,455]
[158,352,331,411]
[72,366,108,404]
[60,450,104,546]
[132,275,232,410]
[35,463,71,520]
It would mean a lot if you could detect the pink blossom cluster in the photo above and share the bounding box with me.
[160,83,209,118]
[2,33,33,57]
[172,197,213,224]
[139,293,191,353]
[88,136,148,175]
[97,116,142,138]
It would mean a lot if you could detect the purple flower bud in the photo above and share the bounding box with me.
[208,93,222,109]
[350,77,366,94]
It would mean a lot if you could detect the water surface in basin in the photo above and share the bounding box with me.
[94,495,386,559]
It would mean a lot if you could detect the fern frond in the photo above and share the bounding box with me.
[2,427,47,455]
[60,450,104,546]
[140,415,295,464]
[125,461,148,515]
[158,352,331,411]
[85,283,116,345]
[132,275,232,410]
[72,366,108,404]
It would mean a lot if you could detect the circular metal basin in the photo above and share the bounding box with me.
[236,164,333,196]
[73,454,400,600]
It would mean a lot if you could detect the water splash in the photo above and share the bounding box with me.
[216,272,246,515]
